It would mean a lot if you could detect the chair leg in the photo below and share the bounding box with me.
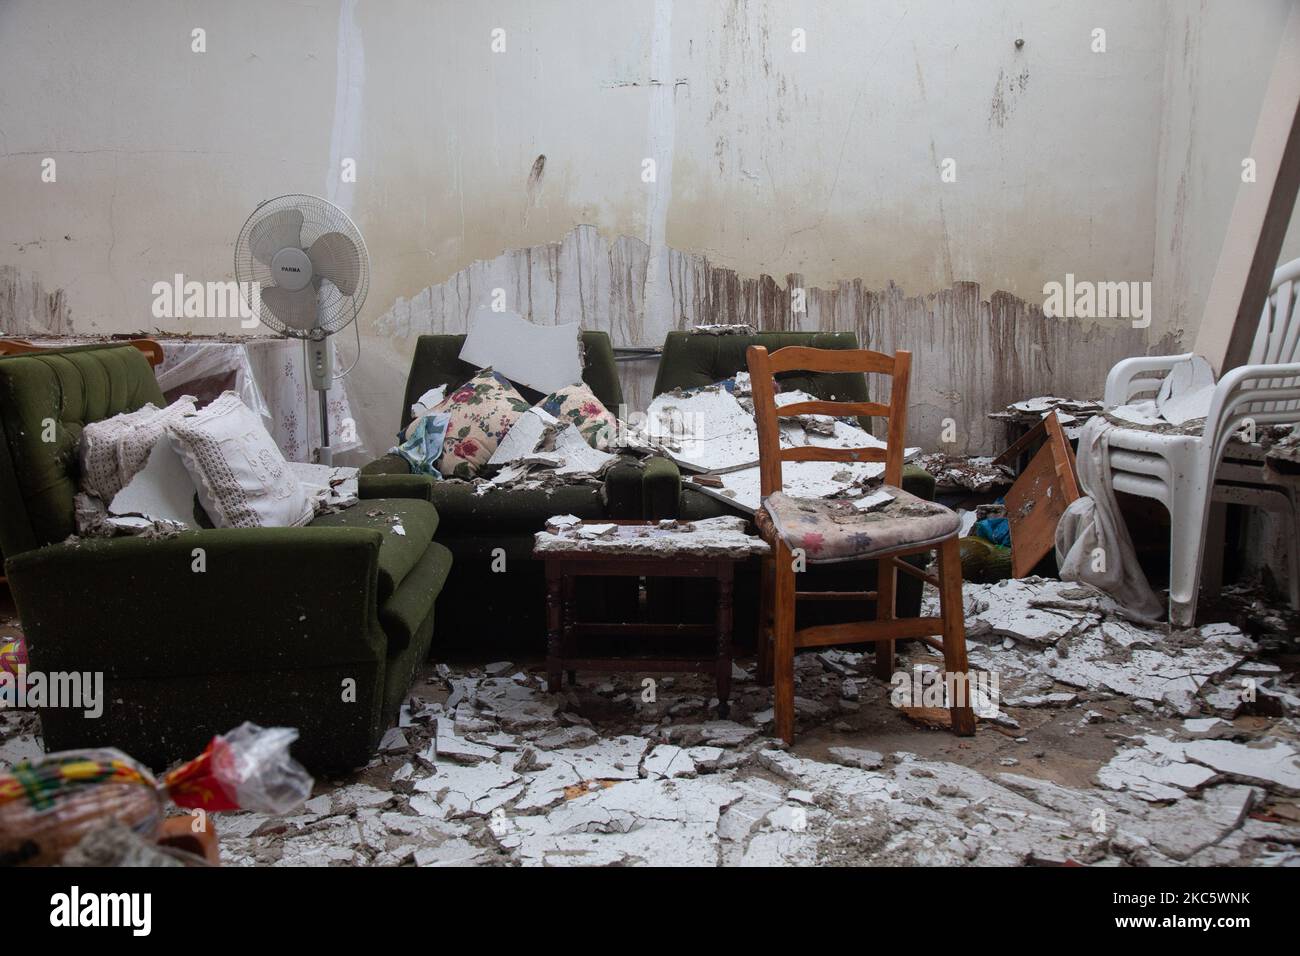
[757,555,774,686]
[1168,477,1212,627]
[773,541,797,745]
[874,556,895,680]
[936,537,975,736]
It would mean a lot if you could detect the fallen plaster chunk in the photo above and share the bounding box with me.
[827,747,884,770]
[378,727,409,752]
[1003,692,1079,709]
[488,407,559,466]
[1047,631,1245,714]
[1182,717,1232,737]
[964,578,1102,646]
[1096,734,1229,801]
[108,440,196,528]
[664,720,759,748]
[1179,738,1300,795]
[430,718,497,764]
[412,756,522,818]
[458,309,583,394]
[497,777,746,867]
[0,733,44,768]
[643,744,698,779]
[534,726,599,749]
[535,515,768,558]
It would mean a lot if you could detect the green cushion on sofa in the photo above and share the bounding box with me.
[425,480,608,534]
[309,497,441,601]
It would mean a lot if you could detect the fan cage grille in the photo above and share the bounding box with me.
[233,194,369,337]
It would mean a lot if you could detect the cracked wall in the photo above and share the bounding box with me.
[0,0,1294,457]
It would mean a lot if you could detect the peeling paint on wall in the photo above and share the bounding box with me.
[0,267,73,335]
[374,225,1162,453]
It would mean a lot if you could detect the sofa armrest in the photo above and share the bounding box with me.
[603,458,645,519]
[900,462,936,501]
[643,455,682,520]
[360,452,413,477]
[359,472,435,504]
[5,527,387,677]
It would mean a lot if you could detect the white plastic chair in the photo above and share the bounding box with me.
[1102,256,1300,626]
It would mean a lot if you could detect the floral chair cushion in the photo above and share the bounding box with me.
[537,381,619,450]
[760,486,960,563]
[434,368,532,478]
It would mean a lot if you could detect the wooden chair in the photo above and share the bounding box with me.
[0,337,165,366]
[747,344,975,744]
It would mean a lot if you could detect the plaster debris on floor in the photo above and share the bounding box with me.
[56,579,1289,868]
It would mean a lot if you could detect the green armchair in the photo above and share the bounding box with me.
[360,332,641,648]
[641,331,937,639]
[0,344,451,773]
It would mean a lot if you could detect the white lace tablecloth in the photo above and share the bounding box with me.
[34,336,358,463]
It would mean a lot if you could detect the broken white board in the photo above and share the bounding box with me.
[552,424,616,476]
[108,439,196,527]
[458,309,583,394]
[641,387,759,472]
[489,407,560,466]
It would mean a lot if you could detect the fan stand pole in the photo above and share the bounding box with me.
[317,388,333,466]
[304,337,334,466]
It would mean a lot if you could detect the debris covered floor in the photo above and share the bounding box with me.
[5,579,1298,867]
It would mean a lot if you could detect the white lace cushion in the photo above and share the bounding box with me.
[166,391,312,529]
[79,396,198,501]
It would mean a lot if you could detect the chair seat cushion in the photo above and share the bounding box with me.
[760,486,959,563]
[309,497,440,601]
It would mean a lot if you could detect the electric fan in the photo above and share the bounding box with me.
[234,194,369,464]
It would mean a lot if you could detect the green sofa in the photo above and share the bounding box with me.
[642,331,937,638]
[0,344,451,773]
[360,332,641,648]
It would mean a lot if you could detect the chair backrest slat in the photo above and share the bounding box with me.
[765,345,896,376]
[776,399,891,419]
[747,344,910,497]
[779,446,888,464]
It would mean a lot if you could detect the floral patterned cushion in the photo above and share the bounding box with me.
[760,486,960,563]
[537,382,619,450]
[434,368,532,478]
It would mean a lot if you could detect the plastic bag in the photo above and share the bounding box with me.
[164,723,313,814]
[0,722,312,866]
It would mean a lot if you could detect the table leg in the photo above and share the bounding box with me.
[545,565,563,693]
[563,573,577,686]
[715,565,734,718]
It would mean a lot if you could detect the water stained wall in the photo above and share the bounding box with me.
[0,267,74,336]
[374,225,1164,453]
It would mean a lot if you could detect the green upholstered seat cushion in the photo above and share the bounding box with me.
[379,540,453,652]
[309,497,440,601]
[0,345,166,555]
[394,332,623,435]
[425,479,607,534]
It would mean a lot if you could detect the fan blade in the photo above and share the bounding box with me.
[260,284,320,332]
[249,208,305,266]
[307,232,362,296]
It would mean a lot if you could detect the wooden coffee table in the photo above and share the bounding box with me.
[533,517,769,716]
